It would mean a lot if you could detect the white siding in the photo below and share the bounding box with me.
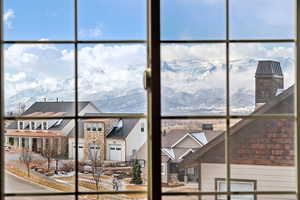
[201,163,296,200]
[78,103,100,116]
[68,138,85,160]
[106,139,126,161]
[125,119,147,161]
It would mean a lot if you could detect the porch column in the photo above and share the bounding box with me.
[28,137,33,151]
[24,138,29,149]
[5,136,8,145]
[14,137,18,147]
[50,137,54,151]
[18,137,22,148]
[184,168,188,184]
[42,137,46,153]
[58,137,62,154]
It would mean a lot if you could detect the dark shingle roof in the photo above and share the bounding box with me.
[7,101,100,131]
[22,101,99,116]
[107,118,140,139]
[255,60,283,77]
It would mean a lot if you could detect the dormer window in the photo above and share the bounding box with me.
[19,121,24,130]
[31,121,35,130]
[43,121,48,130]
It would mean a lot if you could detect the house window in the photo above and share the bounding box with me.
[97,124,102,132]
[92,123,97,132]
[19,121,24,130]
[31,121,35,130]
[42,121,47,130]
[141,122,145,132]
[202,123,213,131]
[216,178,256,200]
[86,123,91,131]
[187,168,195,175]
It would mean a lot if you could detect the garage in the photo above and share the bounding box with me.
[109,144,122,161]
[72,142,84,161]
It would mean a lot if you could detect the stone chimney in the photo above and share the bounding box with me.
[255,60,283,108]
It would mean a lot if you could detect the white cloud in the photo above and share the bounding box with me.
[4,9,15,29]
[79,25,103,39]
[4,43,295,113]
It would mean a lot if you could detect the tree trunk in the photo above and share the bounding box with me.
[27,165,30,177]
[48,158,50,171]
[55,159,58,174]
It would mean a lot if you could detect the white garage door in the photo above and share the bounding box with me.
[73,143,84,161]
[109,144,122,161]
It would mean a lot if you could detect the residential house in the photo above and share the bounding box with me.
[5,101,100,158]
[106,118,147,162]
[161,129,221,184]
[181,61,295,200]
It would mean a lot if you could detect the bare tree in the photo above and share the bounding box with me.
[19,147,33,177]
[90,142,102,200]
[42,144,56,171]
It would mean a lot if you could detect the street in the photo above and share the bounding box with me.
[5,172,74,200]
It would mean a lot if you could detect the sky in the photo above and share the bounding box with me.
[3,0,296,114]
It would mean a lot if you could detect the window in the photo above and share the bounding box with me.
[86,123,91,131]
[216,178,256,200]
[92,123,97,132]
[31,121,35,130]
[141,122,145,132]
[202,123,213,131]
[187,168,195,175]
[42,121,47,130]
[18,121,24,130]
[1,0,299,200]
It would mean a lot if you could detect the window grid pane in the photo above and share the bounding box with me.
[0,0,299,200]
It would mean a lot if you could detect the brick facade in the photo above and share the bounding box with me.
[200,94,295,167]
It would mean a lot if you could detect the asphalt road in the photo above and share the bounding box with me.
[5,172,74,200]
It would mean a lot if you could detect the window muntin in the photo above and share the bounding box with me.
[216,179,256,200]
[1,0,298,199]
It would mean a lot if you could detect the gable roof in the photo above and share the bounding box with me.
[106,118,140,139]
[181,85,294,166]
[7,101,100,131]
[171,133,205,148]
[22,101,99,116]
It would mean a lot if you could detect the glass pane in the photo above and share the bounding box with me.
[163,195,203,200]
[230,118,296,192]
[4,44,75,117]
[4,0,73,40]
[77,117,147,194]
[5,119,75,193]
[230,0,295,39]
[80,194,147,200]
[161,0,225,40]
[257,195,296,200]
[161,119,228,193]
[161,44,226,116]
[230,43,295,115]
[6,196,75,200]
[78,0,146,40]
[78,44,147,114]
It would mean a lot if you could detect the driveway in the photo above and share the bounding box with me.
[5,172,74,200]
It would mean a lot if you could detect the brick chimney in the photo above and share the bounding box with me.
[255,60,283,108]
